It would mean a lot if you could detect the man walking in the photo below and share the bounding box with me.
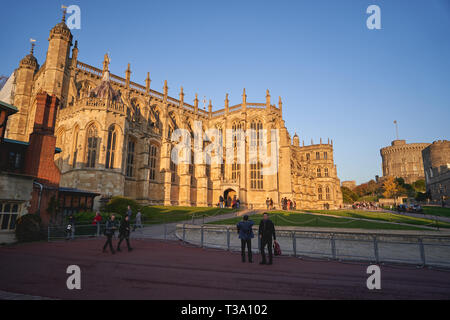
[237,215,254,263]
[258,213,276,265]
[117,215,133,252]
[103,214,118,254]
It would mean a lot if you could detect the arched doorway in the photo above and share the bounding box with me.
[224,188,236,207]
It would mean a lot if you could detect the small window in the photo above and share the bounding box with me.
[316,152,320,160]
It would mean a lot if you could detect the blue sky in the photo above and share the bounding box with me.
[1,0,449,184]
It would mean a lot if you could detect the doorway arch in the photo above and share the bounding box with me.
[224,188,236,207]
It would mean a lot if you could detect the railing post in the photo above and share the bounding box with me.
[292,231,296,257]
[227,227,230,251]
[373,235,379,263]
[201,225,204,248]
[330,233,336,260]
[164,222,167,240]
[47,225,50,242]
[418,238,426,266]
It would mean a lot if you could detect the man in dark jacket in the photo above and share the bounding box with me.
[103,214,118,254]
[258,213,276,265]
[237,215,254,263]
[117,215,133,252]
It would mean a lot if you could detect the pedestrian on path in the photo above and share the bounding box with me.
[237,215,254,263]
[103,214,118,254]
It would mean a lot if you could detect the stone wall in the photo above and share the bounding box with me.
[422,140,450,204]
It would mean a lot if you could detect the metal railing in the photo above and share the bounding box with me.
[175,224,450,269]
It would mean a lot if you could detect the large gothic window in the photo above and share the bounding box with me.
[86,125,98,168]
[250,162,263,190]
[149,144,158,181]
[326,186,331,200]
[318,185,323,200]
[105,125,117,169]
[232,162,240,182]
[126,139,135,177]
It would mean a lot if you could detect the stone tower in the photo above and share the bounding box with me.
[42,11,73,103]
[7,44,39,141]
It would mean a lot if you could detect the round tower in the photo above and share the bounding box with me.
[7,44,39,141]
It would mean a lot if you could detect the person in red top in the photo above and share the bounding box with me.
[93,211,102,236]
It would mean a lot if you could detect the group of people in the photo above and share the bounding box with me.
[352,202,379,210]
[281,197,296,211]
[218,195,240,209]
[236,213,277,265]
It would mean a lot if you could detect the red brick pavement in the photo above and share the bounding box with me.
[0,239,449,300]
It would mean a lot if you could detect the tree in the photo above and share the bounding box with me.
[341,186,359,204]
[382,176,399,201]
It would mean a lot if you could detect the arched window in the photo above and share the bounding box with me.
[324,152,328,160]
[317,168,321,177]
[86,125,98,168]
[72,126,79,168]
[232,162,240,182]
[316,152,320,160]
[105,125,117,169]
[306,153,310,161]
[149,144,158,181]
[324,167,329,177]
[170,157,177,183]
[126,139,135,177]
[250,162,263,190]
[326,186,331,200]
[318,185,323,200]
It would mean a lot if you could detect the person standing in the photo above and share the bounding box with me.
[127,205,132,218]
[133,210,142,231]
[103,214,118,254]
[93,211,102,236]
[258,213,276,265]
[219,195,224,208]
[266,198,270,210]
[66,214,75,240]
[237,215,254,263]
[117,215,133,252]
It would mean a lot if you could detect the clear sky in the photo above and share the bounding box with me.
[1,0,449,184]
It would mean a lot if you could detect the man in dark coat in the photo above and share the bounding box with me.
[103,214,118,254]
[117,215,133,252]
[236,215,254,263]
[258,213,276,265]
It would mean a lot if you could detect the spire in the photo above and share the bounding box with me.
[266,89,271,109]
[225,93,229,113]
[145,72,151,94]
[71,40,78,67]
[125,63,131,88]
[102,53,110,73]
[242,88,247,112]
[278,96,283,115]
[61,5,67,22]
[30,39,36,55]
[179,86,184,105]
[208,99,212,118]
[194,93,199,113]
[163,80,168,101]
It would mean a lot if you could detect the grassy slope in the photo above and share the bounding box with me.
[423,206,450,218]
[208,211,429,231]
[140,206,234,224]
[304,209,450,228]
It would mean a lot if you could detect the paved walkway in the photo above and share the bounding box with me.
[131,208,261,240]
[1,239,450,299]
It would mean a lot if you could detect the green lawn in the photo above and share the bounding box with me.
[140,206,235,224]
[304,209,450,229]
[423,206,450,218]
[208,211,431,231]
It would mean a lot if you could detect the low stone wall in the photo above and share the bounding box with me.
[175,224,450,268]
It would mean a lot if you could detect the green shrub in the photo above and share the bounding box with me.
[15,214,45,242]
[104,196,141,216]
[72,211,123,225]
